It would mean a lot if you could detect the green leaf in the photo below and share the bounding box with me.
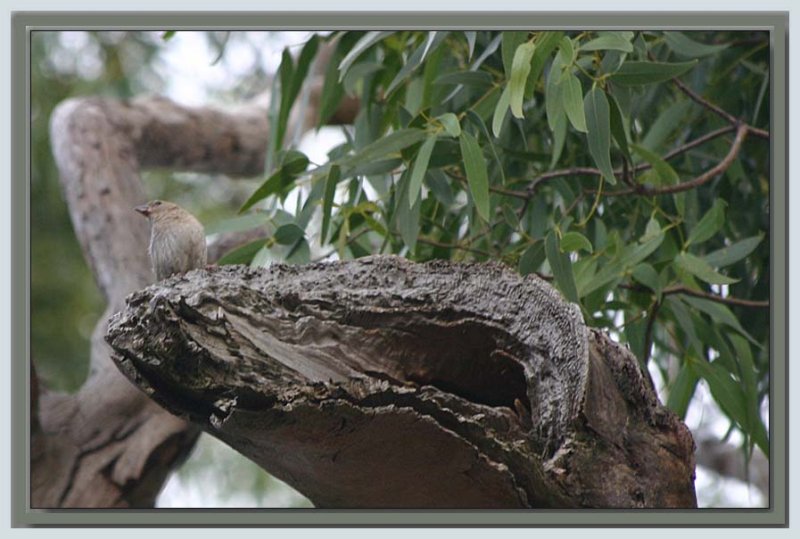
[557,36,575,66]
[546,231,579,304]
[459,131,490,221]
[664,32,729,58]
[161,31,176,41]
[581,31,634,53]
[584,87,617,185]
[689,357,750,433]
[631,143,679,186]
[509,42,536,119]
[606,91,631,161]
[686,199,727,247]
[434,70,494,88]
[667,364,699,418]
[408,135,437,207]
[465,110,506,185]
[436,113,461,137]
[386,32,448,95]
[318,39,347,126]
[502,32,529,77]
[527,31,563,98]
[342,128,428,168]
[519,242,545,276]
[680,296,760,346]
[217,239,266,266]
[239,153,310,213]
[273,223,305,245]
[465,31,477,60]
[560,231,593,253]
[393,169,421,251]
[492,85,512,137]
[632,263,661,295]
[320,165,341,245]
[545,56,565,131]
[549,111,567,170]
[610,60,698,85]
[561,73,587,132]
[338,31,394,81]
[675,252,740,285]
[703,234,764,268]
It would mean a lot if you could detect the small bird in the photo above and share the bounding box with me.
[135,200,207,280]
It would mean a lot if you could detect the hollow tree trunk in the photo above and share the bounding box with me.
[105,258,697,508]
[36,41,357,507]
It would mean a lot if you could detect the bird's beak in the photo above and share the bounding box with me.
[134,204,150,216]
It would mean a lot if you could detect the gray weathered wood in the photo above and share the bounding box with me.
[106,257,697,508]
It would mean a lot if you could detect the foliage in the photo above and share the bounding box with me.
[228,30,770,458]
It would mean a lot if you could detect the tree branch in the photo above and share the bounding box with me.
[105,258,697,508]
[604,124,749,196]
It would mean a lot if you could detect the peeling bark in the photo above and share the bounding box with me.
[106,258,697,508]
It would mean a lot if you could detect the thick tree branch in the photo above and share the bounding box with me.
[106,257,697,509]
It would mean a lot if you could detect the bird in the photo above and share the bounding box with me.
[135,200,207,281]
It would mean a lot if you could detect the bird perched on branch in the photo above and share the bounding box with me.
[135,200,207,281]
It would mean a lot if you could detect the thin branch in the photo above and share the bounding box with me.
[415,236,492,258]
[527,125,739,195]
[662,284,769,308]
[603,124,749,196]
[671,77,770,140]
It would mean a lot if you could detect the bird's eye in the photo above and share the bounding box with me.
[153,201,162,206]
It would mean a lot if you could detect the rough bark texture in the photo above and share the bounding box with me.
[105,258,697,508]
[38,43,357,507]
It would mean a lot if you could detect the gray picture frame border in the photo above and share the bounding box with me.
[12,11,788,527]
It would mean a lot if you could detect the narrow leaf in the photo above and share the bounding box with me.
[502,32,529,77]
[465,31,477,60]
[561,72,587,132]
[675,252,740,285]
[631,143,679,186]
[703,234,764,268]
[584,87,617,185]
[338,31,394,81]
[581,31,634,53]
[527,31,563,98]
[434,70,494,88]
[610,60,698,85]
[408,135,437,207]
[509,42,536,118]
[686,199,727,247]
[217,239,267,266]
[607,91,631,161]
[560,231,593,253]
[546,231,580,304]
[665,32,729,58]
[545,56,565,131]
[492,85,512,137]
[459,131,490,221]
[342,128,427,168]
[321,165,341,245]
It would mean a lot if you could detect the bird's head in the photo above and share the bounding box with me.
[134,200,182,221]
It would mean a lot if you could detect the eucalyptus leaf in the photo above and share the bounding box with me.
[584,88,617,184]
[459,130,491,221]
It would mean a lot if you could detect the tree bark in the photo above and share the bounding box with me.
[105,258,697,508]
[38,43,357,506]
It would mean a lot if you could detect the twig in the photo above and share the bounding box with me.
[671,77,770,140]
[527,125,738,195]
[662,284,769,308]
[603,124,749,196]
